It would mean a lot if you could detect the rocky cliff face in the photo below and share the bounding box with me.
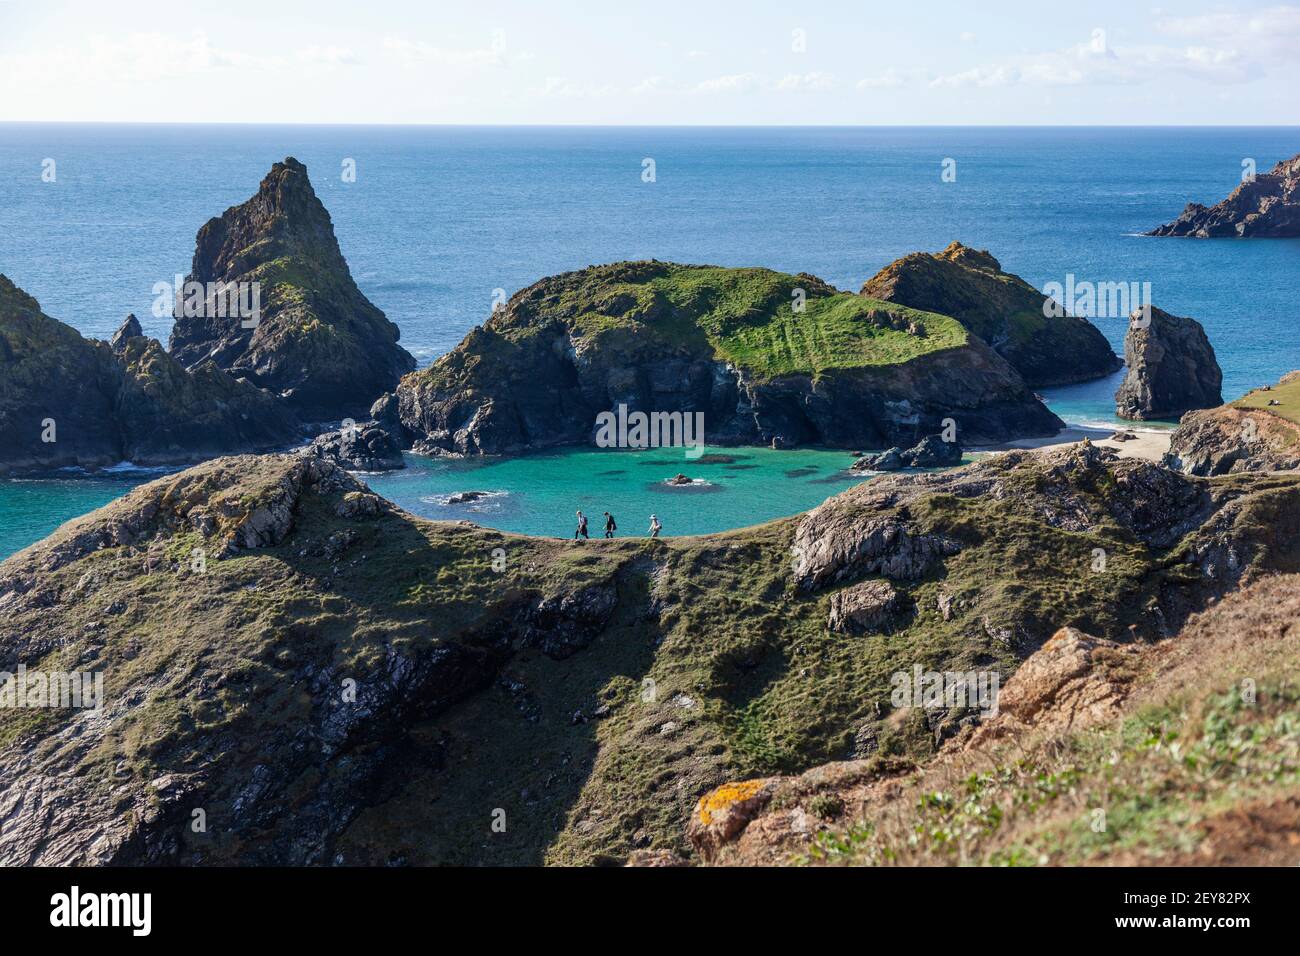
[1148,152,1300,238]
[0,276,299,476]
[391,260,1062,455]
[860,242,1120,387]
[1165,372,1300,475]
[168,158,415,422]
[3,443,1297,865]
[1115,306,1222,420]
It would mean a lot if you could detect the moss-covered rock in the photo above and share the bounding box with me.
[168,158,415,422]
[861,242,1120,388]
[392,260,1062,455]
[0,276,298,476]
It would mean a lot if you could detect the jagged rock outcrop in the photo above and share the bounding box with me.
[1165,372,1300,475]
[391,260,1062,455]
[861,242,1120,387]
[851,434,962,472]
[1115,306,1222,420]
[110,313,142,351]
[826,579,903,634]
[0,275,297,476]
[1148,153,1300,238]
[168,158,415,422]
[304,422,405,472]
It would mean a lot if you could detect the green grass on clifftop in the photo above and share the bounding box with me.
[507,262,970,380]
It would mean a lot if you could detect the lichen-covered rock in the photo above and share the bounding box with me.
[392,260,1062,456]
[687,778,777,861]
[1115,306,1222,420]
[827,579,902,634]
[168,158,415,422]
[1148,153,1300,238]
[861,242,1120,387]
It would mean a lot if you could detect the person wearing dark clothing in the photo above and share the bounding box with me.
[603,512,617,538]
[574,510,589,540]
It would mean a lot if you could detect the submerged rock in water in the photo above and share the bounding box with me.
[445,491,492,504]
[1115,306,1222,421]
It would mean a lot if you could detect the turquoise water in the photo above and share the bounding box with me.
[366,446,870,539]
[2,125,1297,559]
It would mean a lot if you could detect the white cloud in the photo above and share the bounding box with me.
[856,69,906,90]
[528,76,619,98]
[0,32,358,88]
[381,34,524,68]
[929,30,1267,89]
[775,71,835,92]
[694,72,761,94]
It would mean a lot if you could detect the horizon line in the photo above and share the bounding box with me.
[2,121,1298,130]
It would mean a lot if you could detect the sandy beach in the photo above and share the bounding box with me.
[973,424,1174,463]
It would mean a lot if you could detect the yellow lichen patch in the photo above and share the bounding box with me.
[697,779,767,826]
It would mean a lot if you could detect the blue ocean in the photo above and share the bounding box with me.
[1,125,1297,557]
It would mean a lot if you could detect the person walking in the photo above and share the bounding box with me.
[603,511,617,538]
[648,514,662,538]
[574,510,589,540]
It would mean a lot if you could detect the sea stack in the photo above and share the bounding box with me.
[168,157,415,422]
[1115,306,1222,421]
[1148,152,1300,238]
[861,242,1120,387]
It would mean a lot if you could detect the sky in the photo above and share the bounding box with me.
[1,0,1298,125]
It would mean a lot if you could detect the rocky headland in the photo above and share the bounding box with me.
[1165,371,1300,476]
[168,158,415,422]
[861,242,1120,387]
[386,260,1063,456]
[0,277,299,476]
[1114,306,1222,420]
[1148,152,1300,238]
[2,441,1296,865]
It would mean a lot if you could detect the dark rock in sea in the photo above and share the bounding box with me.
[110,314,142,352]
[392,261,1062,457]
[445,491,491,504]
[168,157,415,422]
[304,421,405,472]
[1148,153,1300,238]
[861,242,1121,387]
[0,275,298,476]
[667,474,693,486]
[1115,306,1222,421]
[852,434,963,472]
